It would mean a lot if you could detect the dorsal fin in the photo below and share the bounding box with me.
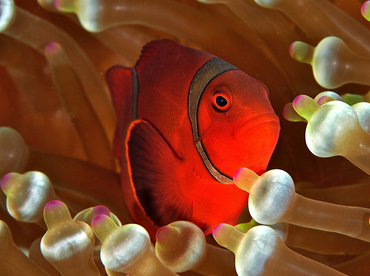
[135,39,180,67]
[106,65,135,159]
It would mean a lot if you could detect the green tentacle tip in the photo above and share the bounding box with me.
[283,103,306,122]
[289,41,313,64]
[361,1,370,22]
[236,219,259,233]
[342,93,365,106]
[292,95,319,121]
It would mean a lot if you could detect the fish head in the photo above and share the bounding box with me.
[197,70,280,178]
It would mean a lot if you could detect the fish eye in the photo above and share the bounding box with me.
[211,90,231,112]
[216,95,228,107]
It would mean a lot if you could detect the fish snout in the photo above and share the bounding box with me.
[233,113,280,175]
[235,113,280,139]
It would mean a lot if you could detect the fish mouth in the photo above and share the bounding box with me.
[197,112,280,181]
[235,112,280,138]
[232,112,280,175]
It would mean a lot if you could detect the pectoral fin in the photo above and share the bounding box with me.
[126,120,192,226]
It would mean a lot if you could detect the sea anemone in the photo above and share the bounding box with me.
[0,0,370,275]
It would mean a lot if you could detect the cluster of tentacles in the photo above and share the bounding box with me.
[0,0,370,275]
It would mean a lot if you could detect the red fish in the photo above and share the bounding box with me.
[106,39,280,237]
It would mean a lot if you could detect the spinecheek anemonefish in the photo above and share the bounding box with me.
[106,39,280,238]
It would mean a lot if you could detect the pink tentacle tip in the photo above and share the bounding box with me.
[212,223,227,237]
[54,0,61,9]
[155,225,171,243]
[316,95,332,106]
[233,167,258,191]
[44,42,60,53]
[0,173,13,189]
[288,41,309,62]
[92,205,111,216]
[91,214,109,228]
[361,1,370,21]
[292,95,310,110]
[233,168,246,184]
[288,41,298,58]
[44,200,63,211]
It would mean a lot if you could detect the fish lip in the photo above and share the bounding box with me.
[236,113,280,137]
[234,112,280,176]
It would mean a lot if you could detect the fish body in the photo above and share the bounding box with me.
[106,39,280,237]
